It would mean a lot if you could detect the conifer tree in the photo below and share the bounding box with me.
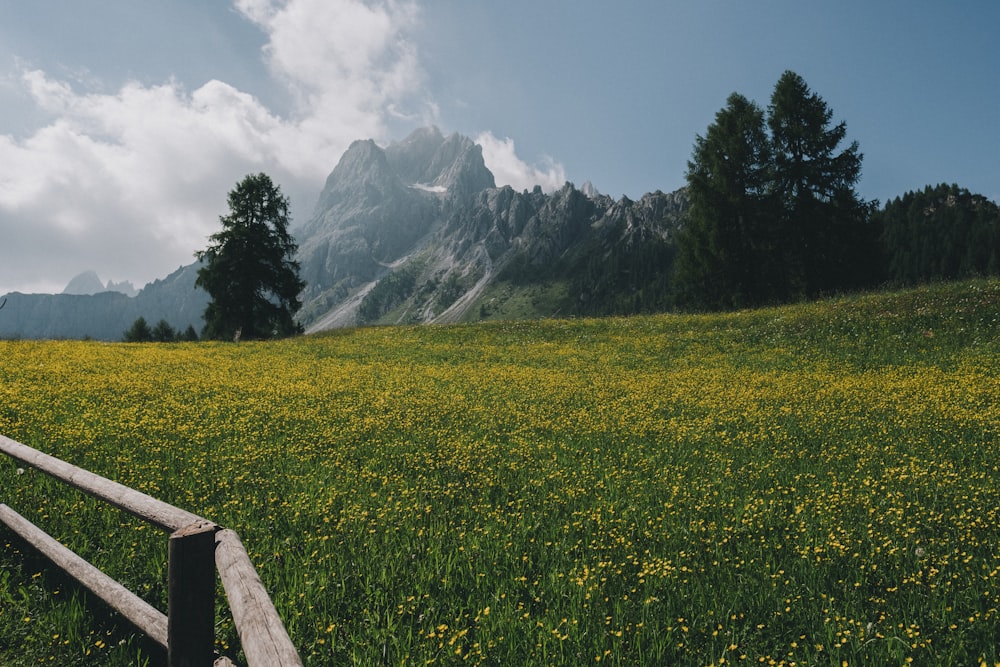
[150,319,177,342]
[768,71,876,295]
[123,316,153,342]
[675,71,877,310]
[673,93,777,309]
[196,173,305,340]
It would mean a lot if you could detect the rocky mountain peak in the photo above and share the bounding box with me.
[580,181,601,199]
[385,126,495,196]
[296,130,690,331]
[307,128,496,229]
[309,138,396,217]
[426,132,495,196]
[62,270,138,297]
[63,270,107,295]
[384,125,446,184]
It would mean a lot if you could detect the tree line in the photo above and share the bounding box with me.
[671,70,1000,312]
[127,76,999,336]
[875,184,1000,284]
[123,317,199,342]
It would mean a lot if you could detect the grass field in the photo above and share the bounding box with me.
[1,279,999,666]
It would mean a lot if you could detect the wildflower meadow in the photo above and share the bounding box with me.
[1,279,999,666]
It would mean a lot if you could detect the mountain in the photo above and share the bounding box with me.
[62,270,139,297]
[296,127,494,316]
[0,127,687,339]
[0,263,208,340]
[297,127,688,330]
[62,270,107,295]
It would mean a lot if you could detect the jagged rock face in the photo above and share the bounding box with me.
[296,126,689,331]
[385,126,495,195]
[62,270,139,297]
[598,189,690,244]
[296,127,495,316]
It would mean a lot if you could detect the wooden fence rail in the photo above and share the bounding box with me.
[0,434,302,667]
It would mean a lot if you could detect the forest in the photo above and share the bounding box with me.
[663,71,1000,313]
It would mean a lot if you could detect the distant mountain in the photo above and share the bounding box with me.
[62,270,139,297]
[297,126,688,330]
[1,126,688,339]
[62,270,106,295]
[0,263,208,340]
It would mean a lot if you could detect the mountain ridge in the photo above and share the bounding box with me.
[0,264,208,340]
[1,127,687,339]
[296,127,687,330]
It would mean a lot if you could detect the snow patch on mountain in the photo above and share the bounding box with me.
[409,183,447,194]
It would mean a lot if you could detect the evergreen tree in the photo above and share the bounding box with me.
[196,173,305,340]
[673,93,778,309]
[675,71,878,311]
[151,319,177,342]
[123,317,153,342]
[767,71,876,295]
[875,183,1000,284]
[180,325,200,342]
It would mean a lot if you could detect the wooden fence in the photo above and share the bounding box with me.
[0,434,302,667]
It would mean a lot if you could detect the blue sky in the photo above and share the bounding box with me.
[0,1,997,294]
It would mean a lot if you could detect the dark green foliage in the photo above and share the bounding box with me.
[124,317,192,342]
[487,188,687,317]
[493,225,679,318]
[568,225,677,316]
[674,71,878,311]
[673,93,779,310]
[196,173,305,340]
[436,272,466,311]
[767,71,879,296]
[496,252,546,285]
[150,319,177,342]
[122,316,152,342]
[876,184,1000,284]
[357,261,423,323]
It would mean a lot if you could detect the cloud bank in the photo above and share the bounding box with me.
[2,0,424,293]
[476,132,567,193]
[0,0,561,295]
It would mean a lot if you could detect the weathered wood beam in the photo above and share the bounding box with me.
[0,502,169,649]
[215,529,303,667]
[0,434,210,533]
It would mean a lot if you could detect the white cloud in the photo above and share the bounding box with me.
[475,131,566,194]
[236,0,429,177]
[0,0,565,295]
[0,0,427,295]
[0,71,290,293]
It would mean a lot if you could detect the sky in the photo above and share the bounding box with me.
[0,1,997,295]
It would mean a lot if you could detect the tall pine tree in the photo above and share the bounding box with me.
[768,71,876,295]
[673,93,780,309]
[675,71,876,310]
[196,173,305,340]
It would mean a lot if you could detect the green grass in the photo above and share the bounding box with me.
[1,279,999,665]
[463,279,571,321]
